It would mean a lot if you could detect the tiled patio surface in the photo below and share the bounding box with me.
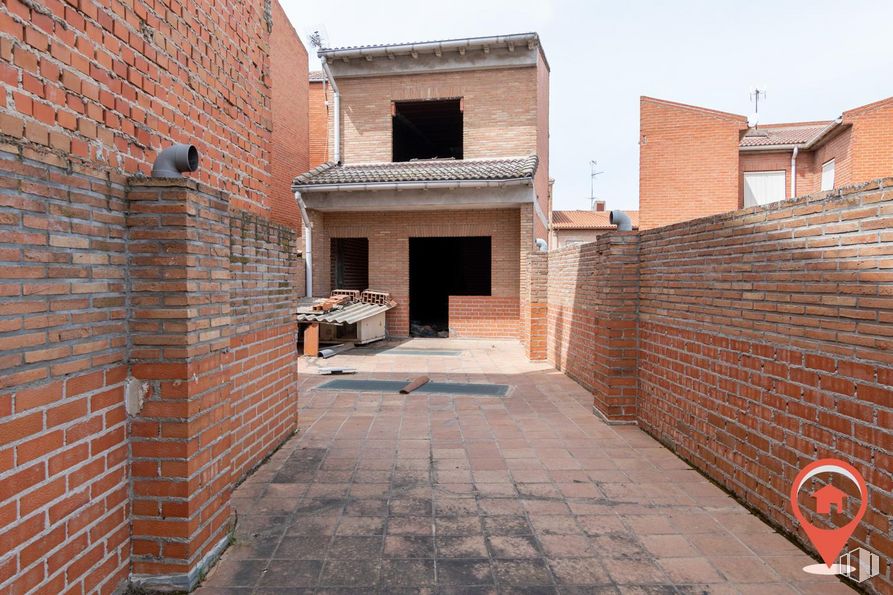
[198,339,852,594]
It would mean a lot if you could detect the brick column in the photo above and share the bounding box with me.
[125,179,234,590]
[526,252,548,360]
[591,233,639,422]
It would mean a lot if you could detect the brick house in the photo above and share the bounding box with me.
[0,0,307,591]
[294,33,550,346]
[639,95,893,229]
[550,201,639,248]
[308,70,329,169]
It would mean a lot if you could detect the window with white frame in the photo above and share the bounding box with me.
[743,171,786,207]
[821,159,835,191]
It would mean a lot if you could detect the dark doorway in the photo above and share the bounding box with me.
[393,99,463,162]
[409,236,491,336]
[330,238,369,291]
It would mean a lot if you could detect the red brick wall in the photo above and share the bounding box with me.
[545,178,893,592]
[637,179,893,592]
[269,0,308,229]
[228,211,300,482]
[546,235,640,421]
[0,0,277,214]
[845,97,893,186]
[639,97,748,230]
[0,0,307,589]
[0,154,131,595]
[448,296,520,338]
[309,80,329,168]
[314,208,522,337]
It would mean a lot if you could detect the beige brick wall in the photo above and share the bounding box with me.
[333,68,538,163]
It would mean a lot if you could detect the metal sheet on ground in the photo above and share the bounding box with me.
[373,348,463,356]
[316,378,509,396]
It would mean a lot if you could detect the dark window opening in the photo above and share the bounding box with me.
[330,238,369,291]
[409,236,490,336]
[392,99,463,162]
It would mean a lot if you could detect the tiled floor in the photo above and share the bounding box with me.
[198,339,853,594]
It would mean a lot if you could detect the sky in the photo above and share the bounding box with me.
[280,0,893,212]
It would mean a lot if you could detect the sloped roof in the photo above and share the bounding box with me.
[293,156,538,188]
[739,122,833,148]
[552,210,639,230]
[319,33,539,56]
[309,70,326,82]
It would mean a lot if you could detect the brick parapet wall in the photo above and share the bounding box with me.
[523,251,548,360]
[228,210,300,482]
[448,296,520,339]
[637,178,893,592]
[546,234,639,421]
[545,178,893,592]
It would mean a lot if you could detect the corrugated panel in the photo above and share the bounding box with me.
[315,379,509,397]
[295,302,392,324]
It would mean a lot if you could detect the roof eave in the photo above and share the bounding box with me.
[318,33,540,61]
[293,177,535,194]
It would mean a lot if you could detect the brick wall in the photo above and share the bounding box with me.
[269,1,309,230]
[335,68,538,164]
[639,97,748,230]
[315,208,521,336]
[546,235,639,420]
[229,211,300,482]
[448,296,520,338]
[845,97,893,186]
[0,0,306,590]
[544,178,893,592]
[308,80,329,168]
[637,179,893,592]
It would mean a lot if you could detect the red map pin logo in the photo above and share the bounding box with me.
[790,458,867,567]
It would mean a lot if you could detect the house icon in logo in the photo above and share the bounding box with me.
[812,484,847,514]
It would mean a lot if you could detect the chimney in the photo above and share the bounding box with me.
[593,200,606,212]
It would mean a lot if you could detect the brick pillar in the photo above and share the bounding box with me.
[519,203,535,358]
[591,233,640,422]
[526,252,548,360]
[125,179,234,590]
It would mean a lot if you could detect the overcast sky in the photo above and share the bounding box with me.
[281,0,893,212]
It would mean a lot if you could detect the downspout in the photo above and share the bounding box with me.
[294,191,313,297]
[320,57,341,163]
[790,146,798,199]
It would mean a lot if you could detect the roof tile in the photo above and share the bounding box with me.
[739,123,832,147]
[552,210,639,230]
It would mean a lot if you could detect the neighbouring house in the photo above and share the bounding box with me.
[294,33,551,344]
[639,95,893,229]
[550,200,639,248]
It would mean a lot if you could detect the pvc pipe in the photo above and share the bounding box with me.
[610,210,633,231]
[320,59,341,163]
[151,144,199,177]
[294,191,313,297]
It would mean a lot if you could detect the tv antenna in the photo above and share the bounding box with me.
[748,85,766,127]
[589,160,604,209]
[307,25,329,51]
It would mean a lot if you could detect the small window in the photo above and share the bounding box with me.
[744,171,786,207]
[392,99,462,162]
[821,159,835,191]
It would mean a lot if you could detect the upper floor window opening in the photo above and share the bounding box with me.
[392,98,463,162]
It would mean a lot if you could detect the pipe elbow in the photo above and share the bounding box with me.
[610,210,633,231]
[151,144,199,177]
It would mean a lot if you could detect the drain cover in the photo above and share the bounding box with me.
[316,378,509,397]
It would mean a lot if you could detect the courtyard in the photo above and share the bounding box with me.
[198,339,852,593]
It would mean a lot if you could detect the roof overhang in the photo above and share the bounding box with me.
[319,33,544,78]
[298,182,535,212]
[739,119,846,153]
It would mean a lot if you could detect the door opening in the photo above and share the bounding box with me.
[409,236,491,337]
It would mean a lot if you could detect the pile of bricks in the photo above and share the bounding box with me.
[360,289,392,305]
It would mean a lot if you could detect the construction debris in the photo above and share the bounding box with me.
[399,376,430,394]
[318,367,358,375]
[296,289,396,347]
[319,342,355,359]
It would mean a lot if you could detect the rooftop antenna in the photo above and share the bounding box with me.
[307,25,329,51]
[748,85,766,128]
[589,160,604,210]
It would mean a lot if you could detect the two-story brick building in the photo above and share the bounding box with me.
[295,34,550,346]
[639,95,893,229]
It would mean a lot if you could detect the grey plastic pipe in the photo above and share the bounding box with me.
[610,210,632,231]
[151,144,199,177]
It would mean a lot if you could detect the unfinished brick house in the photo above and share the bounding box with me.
[0,0,307,591]
[294,33,550,345]
[639,95,893,229]
[550,201,639,248]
